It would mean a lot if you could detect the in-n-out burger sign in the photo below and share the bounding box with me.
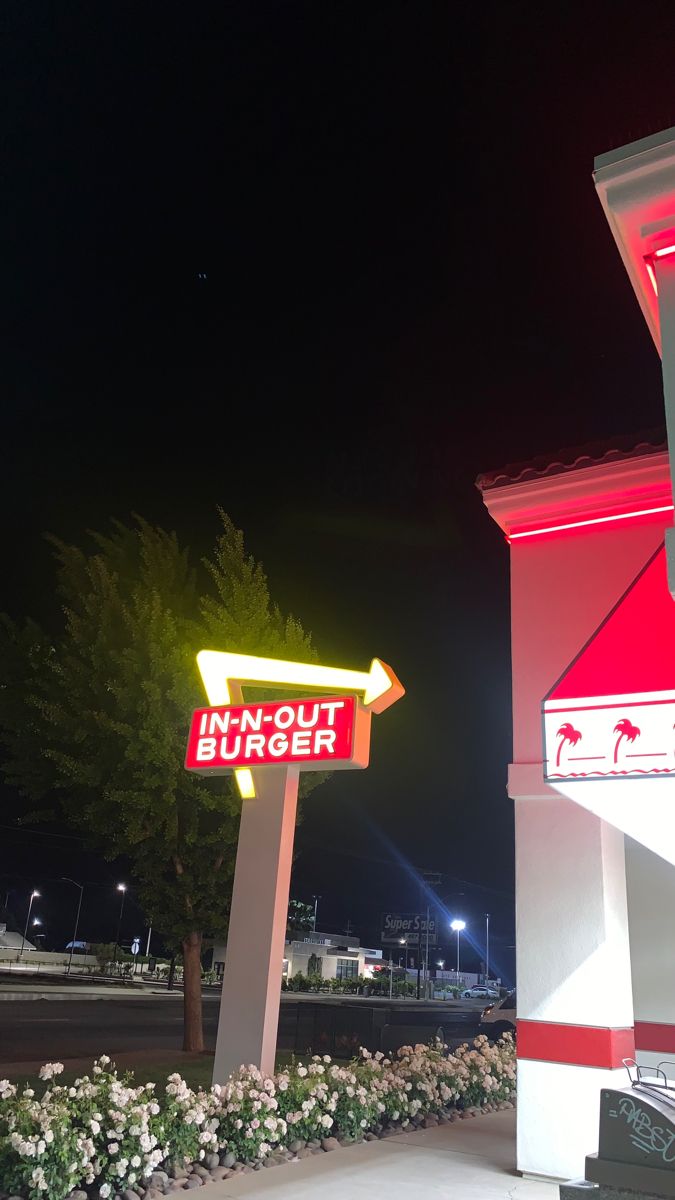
[186,694,371,774]
[185,648,405,1083]
[187,649,405,798]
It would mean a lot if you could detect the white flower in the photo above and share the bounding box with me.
[297,1066,307,1077]
[39,1062,65,1081]
[108,1142,119,1155]
[90,1119,101,1135]
[131,1155,141,1168]
[99,1186,112,1199]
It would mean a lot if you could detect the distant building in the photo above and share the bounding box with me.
[0,923,35,951]
[210,930,369,981]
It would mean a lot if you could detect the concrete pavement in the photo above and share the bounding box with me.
[196,1111,558,1199]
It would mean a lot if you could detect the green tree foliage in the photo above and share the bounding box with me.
[286,899,314,939]
[0,512,318,1050]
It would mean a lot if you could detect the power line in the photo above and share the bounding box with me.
[297,836,513,898]
[0,824,86,843]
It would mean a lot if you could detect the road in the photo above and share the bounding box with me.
[0,993,484,1065]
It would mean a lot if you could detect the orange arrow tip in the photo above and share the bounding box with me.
[365,658,405,713]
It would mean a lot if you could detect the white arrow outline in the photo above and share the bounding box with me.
[196,650,404,798]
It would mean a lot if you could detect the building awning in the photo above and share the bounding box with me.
[542,545,675,865]
[544,545,675,781]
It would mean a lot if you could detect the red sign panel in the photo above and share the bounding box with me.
[185,694,371,775]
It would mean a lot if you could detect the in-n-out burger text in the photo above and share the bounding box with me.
[185,694,371,775]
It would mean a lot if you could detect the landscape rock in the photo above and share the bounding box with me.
[123,1191,139,1200]
[70,1192,89,1200]
[205,1153,220,1171]
[295,1147,314,1159]
[168,1165,188,1181]
[422,1115,439,1128]
[321,1137,340,1152]
[183,1179,202,1191]
[288,1139,305,1153]
[307,1139,321,1150]
[263,1157,281,1168]
[220,1152,236,1169]
[364,1132,378,1142]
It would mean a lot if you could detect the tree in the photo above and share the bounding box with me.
[286,899,314,939]
[0,512,319,1051]
[613,717,640,764]
[555,722,582,769]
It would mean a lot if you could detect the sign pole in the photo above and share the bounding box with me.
[213,766,299,1083]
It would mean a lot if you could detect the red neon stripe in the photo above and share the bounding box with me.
[517,1020,635,1068]
[509,505,673,541]
[635,1022,675,1054]
[546,697,675,714]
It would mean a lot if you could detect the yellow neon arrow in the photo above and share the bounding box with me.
[196,650,404,798]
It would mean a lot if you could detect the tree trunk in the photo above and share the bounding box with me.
[182,931,204,1051]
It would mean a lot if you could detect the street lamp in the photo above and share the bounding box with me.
[437,959,445,970]
[62,878,84,976]
[399,937,408,972]
[312,895,321,933]
[450,919,466,979]
[20,890,40,956]
[114,884,127,961]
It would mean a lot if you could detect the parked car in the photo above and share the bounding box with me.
[462,984,500,999]
[478,989,516,1040]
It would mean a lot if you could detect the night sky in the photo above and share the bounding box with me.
[2,2,675,981]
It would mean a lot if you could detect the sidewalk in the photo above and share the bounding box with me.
[0,982,181,1000]
[197,1111,559,1199]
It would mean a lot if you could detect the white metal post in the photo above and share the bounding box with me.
[213,766,299,1083]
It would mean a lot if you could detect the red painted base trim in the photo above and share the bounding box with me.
[517,1019,635,1069]
[635,1021,675,1054]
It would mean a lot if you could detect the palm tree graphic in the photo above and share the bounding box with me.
[556,722,582,768]
[613,718,640,765]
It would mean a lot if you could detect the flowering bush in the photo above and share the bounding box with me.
[0,1036,515,1199]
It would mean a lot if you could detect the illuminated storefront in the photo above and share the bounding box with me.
[478,124,675,1181]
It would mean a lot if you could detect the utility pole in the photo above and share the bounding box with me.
[485,912,490,984]
[425,904,430,1001]
[61,878,84,976]
[416,868,441,1000]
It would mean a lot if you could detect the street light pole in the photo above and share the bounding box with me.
[399,938,408,972]
[114,884,127,961]
[485,912,490,984]
[20,890,40,956]
[450,918,466,981]
[312,895,321,933]
[62,878,84,976]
